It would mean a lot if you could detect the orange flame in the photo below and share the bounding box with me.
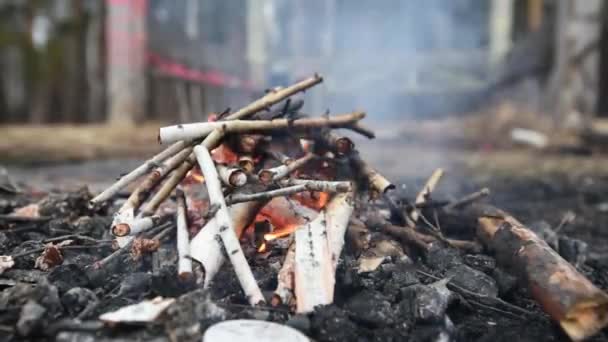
[264,224,298,241]
[257,243,267,253]
[185,169,205,183]
[293,191,330,211]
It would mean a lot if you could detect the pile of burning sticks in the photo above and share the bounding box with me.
[90,74,608,341]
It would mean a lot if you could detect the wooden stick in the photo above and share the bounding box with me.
[111,215,167,237]
[444,187,490,211]
[263,149,293,165]
[193,145,265,305]
[118,147,193,215]
[224,74,322,121]
[409,168,444,225]
[316,132,355,156]
[91,141,188,204]
[476,205,608,341]
[217,164,247,187]
[294,211,334,313]
[350,151,394,194]
[226,180,351,205]
[238,155,255,173]
[349,122,376,139]
[158,112,366,144]
[272,242,296,307]
[258,153,315,184]
[139,130,225,217]
[175,187,192,280]
[325,191,355,272]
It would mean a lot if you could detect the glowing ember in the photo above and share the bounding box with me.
[185,169,205,183]
[211,144,239,164]
[293,191,330,210]
[263,224,298,241]
[300,139,313,152]
[257,243,267,253]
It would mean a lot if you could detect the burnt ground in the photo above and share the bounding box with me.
[1,139,608,341]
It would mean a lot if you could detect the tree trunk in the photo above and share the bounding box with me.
[106,0,147,124]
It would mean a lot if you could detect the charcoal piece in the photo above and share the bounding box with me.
[399,280,452,323]
[86,253,145,288]
[64,254,98,268]
[0,281,62,321]
[115,272,152,300]
[11,240,45,269]
[491,268,518,296]
[286,314,311,334]
[558,236,588,267]
[164,289,226,342]
[38,187,94,220]
[344,290,394,327]
[74,216,111,238]
[445,264,498,298]
[61,287,97,317]
[237,307,271,321]
[48,264,90,294]
[463,254,496,274]
[409,316,455,342]
[3,269,48,283]
[0,195,30,214]
[424,244,463,271]
[16,300,47,336]
[0,231,20,254]
[150,265,195,297]
[47,219,75,236]
[382,264,420,301]
[528,221,559,250]
[310,305,359,342]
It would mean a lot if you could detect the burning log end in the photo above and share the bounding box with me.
[258,170,275,185]
[477,213,608,341]
[238,156,255,173]
[112,223,131,237]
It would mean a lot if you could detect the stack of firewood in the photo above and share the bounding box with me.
[91,74,382,310]
[91,74,608,341]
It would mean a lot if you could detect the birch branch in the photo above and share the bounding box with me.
[175,187,192,280]
[224,74,322,121]
[238,155,255,173]
[409,168,444,225]
[159,112,366,144]
[91,141,188,204]
[350,151,394,194]
[258,153,315,184]
[117,147,192,215]
[226,180,351,205]
[139,130,225,217]
[189,199,267,288]
[263,149,293,165]
[111,215,168,237]
[294,211,334,313]
[325,191,355,272]
[194,145,265,305]
[217,164,247,187]
[272,242,296,306]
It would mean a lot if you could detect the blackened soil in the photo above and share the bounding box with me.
[1,172,608,341]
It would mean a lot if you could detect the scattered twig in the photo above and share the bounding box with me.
[444,188,490,211]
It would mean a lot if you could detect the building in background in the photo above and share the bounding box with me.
[0,0,605,124]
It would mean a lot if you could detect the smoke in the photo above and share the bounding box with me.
[264,0,491,118]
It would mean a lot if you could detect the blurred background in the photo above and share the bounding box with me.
[0,0,607,181]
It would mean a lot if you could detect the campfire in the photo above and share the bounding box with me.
[1,74,607,341]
